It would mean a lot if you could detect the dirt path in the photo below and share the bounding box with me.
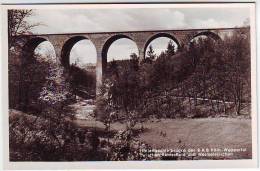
[68,98,95,120]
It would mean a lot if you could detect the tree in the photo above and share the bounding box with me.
[130,53,139,71]
[146,45,156,62]
[96,57,144,129]
[18,53,50,112]
[69,64,96,99]
[106,59,119,79]
[165,40,176,56]
[130,53,138,61]
[224,30,250,115]
[8,9,40,47]
[8,9,40,110]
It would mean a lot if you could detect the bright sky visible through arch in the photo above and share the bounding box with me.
[26,7,250,65]
[145,37,178,57]
[34,41,56,63]
[190,35,211,43]
[70,39,97,67]
[107,38,139,62]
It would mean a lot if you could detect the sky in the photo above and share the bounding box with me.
[28,7,250,66]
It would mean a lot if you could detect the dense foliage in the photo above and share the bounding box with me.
[96,31,251,124]
[69,64,96,99]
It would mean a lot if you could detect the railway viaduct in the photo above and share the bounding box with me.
[13,27,249,92]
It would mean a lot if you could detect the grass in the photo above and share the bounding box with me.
[74,117,252,159]
[137,118,251,149]
[10,109,252,160]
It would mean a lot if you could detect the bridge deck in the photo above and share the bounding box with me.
[19,27,248,37]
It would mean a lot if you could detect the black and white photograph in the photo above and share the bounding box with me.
[0,2,258,169]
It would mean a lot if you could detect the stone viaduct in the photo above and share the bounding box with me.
[14,27,249,93]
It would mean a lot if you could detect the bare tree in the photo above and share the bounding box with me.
[8,9,40,47]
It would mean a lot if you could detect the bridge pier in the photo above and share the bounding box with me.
[135,42,146,61]
[96,48,103,96]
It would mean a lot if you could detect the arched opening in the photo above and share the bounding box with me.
[191,31,221,43]
[107,38,139,62]
[190,35,210,44]
[102,35,139,77]
[102,35,138,63]
[70,40,97,67]
[15,38,56,112]
[22,37,49,60]
[144,33,180,60]
[189,31,221,56]
[189,32,221,49]
[61,36,86,68]
[34,41,56,63]
[62,36,97,99]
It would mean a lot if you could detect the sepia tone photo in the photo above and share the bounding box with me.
[4,3,256,164]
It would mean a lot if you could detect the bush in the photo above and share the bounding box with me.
[191,107,208,118]
[109,130,152,161]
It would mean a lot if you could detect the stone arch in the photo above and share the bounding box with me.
[23,37,50,57]
[19,36,57,65]
[191,31,221,42]
[144,32,181,58]
[101,34,137,69]
[61,36,97,68]
[61,36,86,68]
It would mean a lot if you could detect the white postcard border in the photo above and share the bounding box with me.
[0,3,258,169]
